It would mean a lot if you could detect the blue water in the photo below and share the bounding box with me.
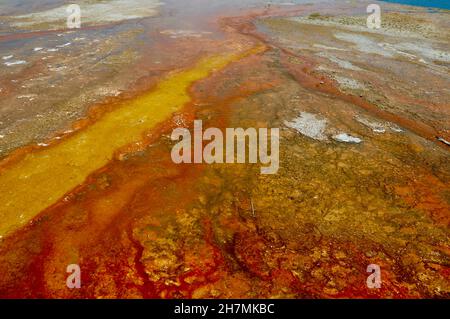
[382,0,450,10]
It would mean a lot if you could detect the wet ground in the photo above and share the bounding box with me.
[0,0,449,298]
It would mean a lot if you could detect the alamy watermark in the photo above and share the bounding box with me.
[366,264,382,289]
[171,120,279,174]
[66,4,81,29]
[66,264,81,289]
[367,4,381,29]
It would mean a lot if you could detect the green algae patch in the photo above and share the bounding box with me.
[0,45,265,238]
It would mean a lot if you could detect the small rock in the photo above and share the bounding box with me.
[332,133,362,144]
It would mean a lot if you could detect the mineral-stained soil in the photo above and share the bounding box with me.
[0,0,448,298]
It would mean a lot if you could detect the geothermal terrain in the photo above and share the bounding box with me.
[0,0,449,298]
